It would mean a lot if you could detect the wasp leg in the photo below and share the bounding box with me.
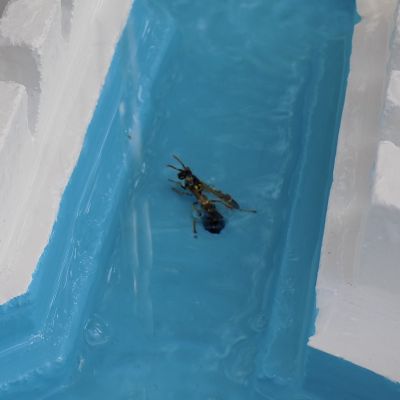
[172,187,191,196]
[237,208,257,213]
[192,202,202,238]
[192,219,198,238]
[169,179,189,195]
[168,178,186,189]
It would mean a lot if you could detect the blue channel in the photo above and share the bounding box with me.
[0,0,399,398]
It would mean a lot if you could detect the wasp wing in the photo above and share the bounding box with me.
[201,182,240,209]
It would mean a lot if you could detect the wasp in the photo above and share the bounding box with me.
[167,155,255,236]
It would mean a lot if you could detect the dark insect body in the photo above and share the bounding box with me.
[192,190,225,235]
[167,155,255,236]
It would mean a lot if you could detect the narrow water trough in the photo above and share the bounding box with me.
[1,0,399,398]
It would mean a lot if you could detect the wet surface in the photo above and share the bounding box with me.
[0,0,382,399]
[52,1,356,398]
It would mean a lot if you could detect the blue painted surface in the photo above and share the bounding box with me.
[0,0,399,398]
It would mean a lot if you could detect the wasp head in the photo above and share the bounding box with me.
[177,167,192,181]
[167,155,194,182]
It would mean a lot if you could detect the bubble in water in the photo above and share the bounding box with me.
[84,314,110,346]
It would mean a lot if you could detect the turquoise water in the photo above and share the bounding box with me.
[0,0,399,398]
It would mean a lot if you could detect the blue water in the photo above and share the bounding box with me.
[0,0,399,399]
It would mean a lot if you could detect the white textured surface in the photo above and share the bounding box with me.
[387,70,400,105]
[312,284,400,380]
[0,0,58,48]
[0,81,28,149]
[0,82,32,277]
[373,141,400,209]
[309,0,400,382]
[0,0,132,304]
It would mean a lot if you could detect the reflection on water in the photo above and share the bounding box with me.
[46,0,356,398]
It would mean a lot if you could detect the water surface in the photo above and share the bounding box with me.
[0,0,362,398]
[59,1,356,398]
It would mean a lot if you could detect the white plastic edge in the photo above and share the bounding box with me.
[309,0,400,383]
[0,0,133,304]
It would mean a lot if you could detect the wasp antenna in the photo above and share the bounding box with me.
[172,155,186,168]
[167,164,182,171]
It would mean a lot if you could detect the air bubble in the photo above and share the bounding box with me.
[84,314,110,346]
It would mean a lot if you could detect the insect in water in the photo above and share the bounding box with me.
[167,155,256,236]
[191,190,226,236]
